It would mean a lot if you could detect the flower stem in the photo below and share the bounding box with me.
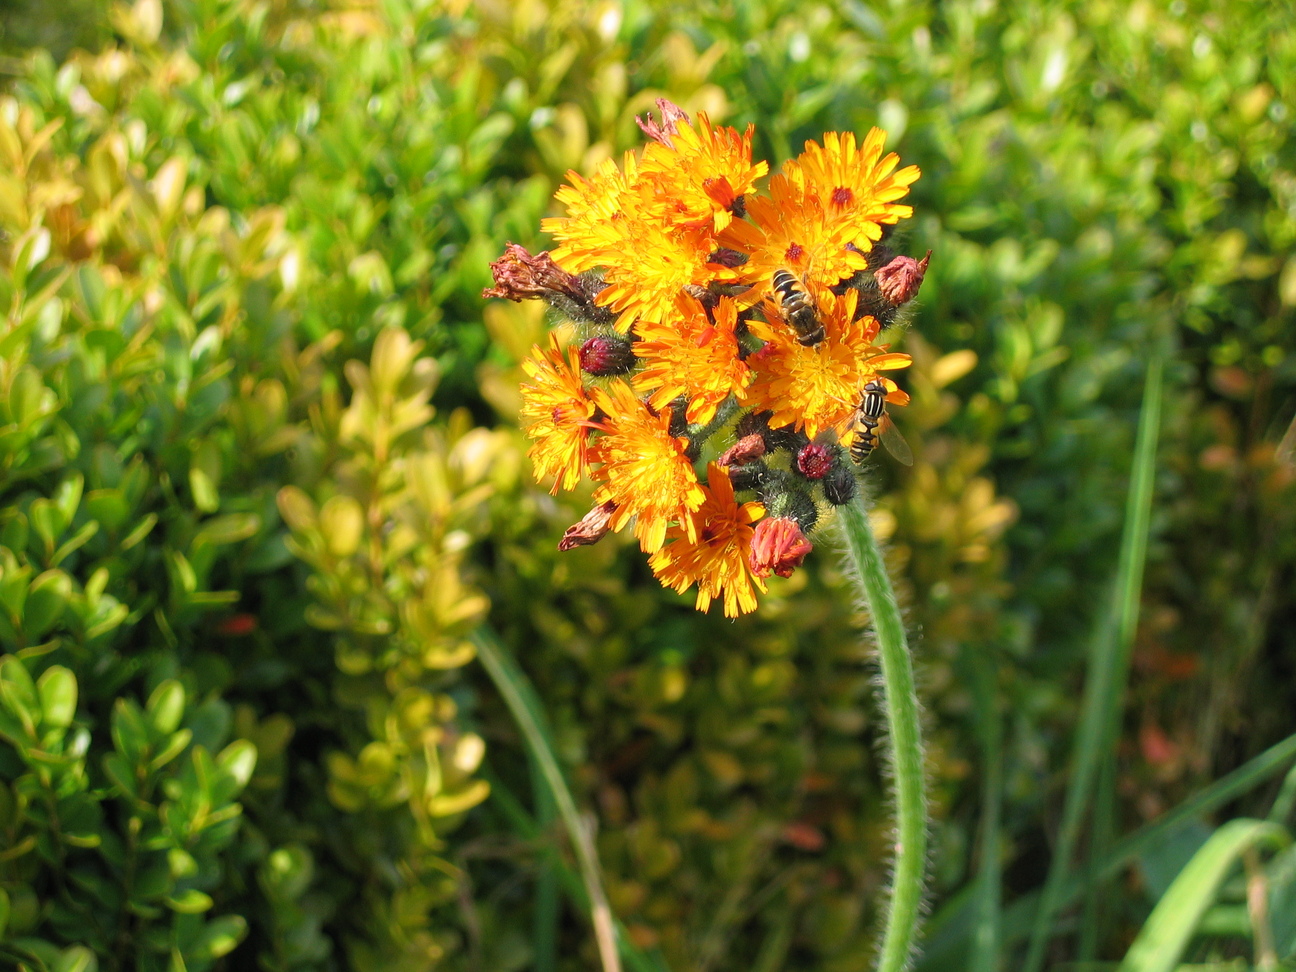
[838,494,927,972]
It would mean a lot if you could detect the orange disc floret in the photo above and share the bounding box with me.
[591,217,738,328]
[648,464,767,618]
[718,173,868,294]
[588,380,706,554]
[784,128,920,250]
[633,294,751,425]
[519,334,597,493]
[745,288,912,438]
[640,112,769,232]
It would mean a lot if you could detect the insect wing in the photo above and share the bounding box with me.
[878,414,914,466]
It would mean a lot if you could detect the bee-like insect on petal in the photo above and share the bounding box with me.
[849,379,913,466]
[770,269,825,347]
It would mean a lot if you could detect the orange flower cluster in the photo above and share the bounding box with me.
[488,101,929,617]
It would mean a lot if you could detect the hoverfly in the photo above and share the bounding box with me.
[769,269,825,347]
[848,379,913,466]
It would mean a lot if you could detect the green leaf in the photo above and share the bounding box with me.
[24,570,72,640]
[215,739,257,795]
[36,665,77,729]
[146,680,186,735]
[1117,819,1291,972]
[51,945,96,972]
[189,914,248,961]
[165,889,213,914]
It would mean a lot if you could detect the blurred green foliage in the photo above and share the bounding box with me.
[0,0,1291,970]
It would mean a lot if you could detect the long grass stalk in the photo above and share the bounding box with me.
[1022,356,1162,972]
[838,494,928,972]
[474,626,623,972]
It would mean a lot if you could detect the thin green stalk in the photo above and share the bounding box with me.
[474,627,623,972]
[839,495,928,972]
[1023,356,1162,972]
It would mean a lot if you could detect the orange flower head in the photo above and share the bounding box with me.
[648,465,767,617]
[784,129,921,251]
[633,294,751,424]
[718,173,868,294]
[542,151,642,272]
[745,288,912,438]
[588,380,706,553]
[640,112,769,232]
[519,334,597,493]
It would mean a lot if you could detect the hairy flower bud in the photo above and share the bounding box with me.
[749,516,814,579]
[483,243,586,303]
[727,461,769,491]
[579,334,636,376]
[763,487,819,532]
[874,251,931,306]
[795,441,834,479]
[635,97,690,147]
[737,411,802,453]
[558,501,618,551]
[822,463,858,505]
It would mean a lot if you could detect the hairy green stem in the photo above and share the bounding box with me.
[839,495,928,972]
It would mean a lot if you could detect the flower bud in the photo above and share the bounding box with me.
[558,501,617,551]
[635,98,690,147]
[483,243,585,303]
[749,517,814,579]
[737,411,802,453]
[578,334,636,376]
[874,251,931,306]
[763,487,818,533]
[727,461,769,492]
[795,442,834,480]
[822,463,858,506]
[718,434,767,468]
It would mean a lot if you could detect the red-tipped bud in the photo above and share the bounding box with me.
[795,442,834,479]
[718,433,767,468]
[749,516,813,579]
[578,334,636,376]
[483,243,585,303]
[635,98,690,147]
[558,501,617,551]
[216,613,258,636]
[874,251,931,306]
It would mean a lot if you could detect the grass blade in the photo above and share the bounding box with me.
[485,768,671,972]
[474,626,623,972]
[531,752,559,972]
[1023,356,1163,972]
[919,731,1296,970]
[1116,819,1292,972]
[967,653,1003,972]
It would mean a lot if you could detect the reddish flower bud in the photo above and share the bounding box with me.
[749,516,813,579]
[795,442,834,479]
[578,334,636,376]
[483,243,585,303]
[718,433,767,468]
[635,98,690,147]
[558,501,618,551]
[874,250,931,306]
